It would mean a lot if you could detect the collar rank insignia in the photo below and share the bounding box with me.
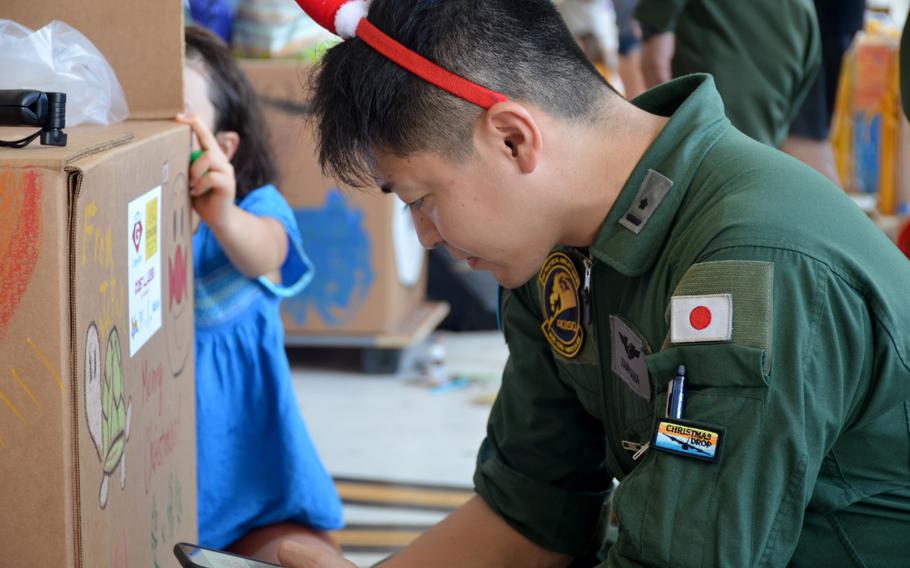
[652,418,723,463]
[539,251,584,358]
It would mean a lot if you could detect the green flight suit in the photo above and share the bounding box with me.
[634,0,820,147]
[474,74,910,567]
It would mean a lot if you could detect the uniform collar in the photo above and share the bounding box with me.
[589,74,730,276]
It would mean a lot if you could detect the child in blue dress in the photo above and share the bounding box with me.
[179,25,344,555]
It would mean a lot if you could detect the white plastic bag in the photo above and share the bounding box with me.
[0,19,128,126]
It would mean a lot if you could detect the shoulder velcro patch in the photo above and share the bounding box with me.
[665,260,774,373]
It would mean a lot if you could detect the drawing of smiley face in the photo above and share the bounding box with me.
[164,171,192,378]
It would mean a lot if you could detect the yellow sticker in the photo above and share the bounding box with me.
[145,197,159,260]
[538,252,584,358]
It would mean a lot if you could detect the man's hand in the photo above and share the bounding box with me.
[640,31,676,88]
[278,540,358,568]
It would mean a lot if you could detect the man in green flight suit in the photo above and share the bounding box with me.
[636,0,821,148]
[278,0,910,566]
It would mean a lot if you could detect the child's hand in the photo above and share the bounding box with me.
[177,112,237,229]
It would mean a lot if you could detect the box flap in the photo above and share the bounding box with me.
[5,0,184,119]
[0,126,134,171]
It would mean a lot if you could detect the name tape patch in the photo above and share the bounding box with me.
[610,315,651,400]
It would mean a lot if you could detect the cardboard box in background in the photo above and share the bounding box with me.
[4,0,184,119]
[241,59,428,335]
[232,0,337,58]
[0,122,196,567]
[831,23,910,215]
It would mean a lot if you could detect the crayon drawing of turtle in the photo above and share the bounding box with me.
[84,323,133,509]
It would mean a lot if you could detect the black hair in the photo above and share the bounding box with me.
[310,0,614,188]
[185,25,277,200]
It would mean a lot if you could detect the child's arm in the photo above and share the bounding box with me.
[178,113,288,279]
[207,207,288,280]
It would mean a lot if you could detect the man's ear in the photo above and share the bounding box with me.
[478,102,542,174]
[215,130,240,162]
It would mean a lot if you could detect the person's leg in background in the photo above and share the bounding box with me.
[613,0,646,98]
[783,1,865,185]
[782,61,841,184]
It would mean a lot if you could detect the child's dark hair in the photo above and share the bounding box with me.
[310,0,613,188]
[185,25,277,200]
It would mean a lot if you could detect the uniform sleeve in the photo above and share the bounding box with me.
[474,285,611,556]
[633,0,690,34]
[606,247,874,567]
[240,184,314,297]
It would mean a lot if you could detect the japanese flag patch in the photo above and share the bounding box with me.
[670,294,732,344]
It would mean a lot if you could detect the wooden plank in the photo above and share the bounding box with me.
[285,301,449,348]
[332,525,428,551]
[335,479,473,512]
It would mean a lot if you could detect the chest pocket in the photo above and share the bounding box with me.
[610,343,770,565]
[646,343,768,390]
[645,343,769,424]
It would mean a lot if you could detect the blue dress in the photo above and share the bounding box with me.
[193,184,344,548]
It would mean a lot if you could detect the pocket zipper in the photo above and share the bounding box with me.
[621,440,651,461]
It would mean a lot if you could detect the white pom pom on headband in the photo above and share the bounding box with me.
[294,0,508,109]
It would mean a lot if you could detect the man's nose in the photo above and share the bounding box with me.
[412,209,443,250]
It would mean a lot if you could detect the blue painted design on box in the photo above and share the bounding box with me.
[854,112,882,194]
[283,189,374,326]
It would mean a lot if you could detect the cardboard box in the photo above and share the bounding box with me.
[5,0,184,119]
[0,1,196,566]
[241,59,428,335]
[831,24,910,215]
[0,121,196,567]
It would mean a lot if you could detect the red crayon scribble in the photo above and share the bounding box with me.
[141,360,164,417]
[168,243,187,310]
[144,399,181,496]
[0,169,42,342]
[112,524,129,568]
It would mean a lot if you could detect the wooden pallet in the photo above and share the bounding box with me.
[285,301,450,373]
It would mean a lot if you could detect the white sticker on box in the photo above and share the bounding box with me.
[127,186,163,356]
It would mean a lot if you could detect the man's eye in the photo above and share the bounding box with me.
[404,197,425,212]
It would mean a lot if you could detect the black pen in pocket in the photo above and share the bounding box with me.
[666,364,686,419]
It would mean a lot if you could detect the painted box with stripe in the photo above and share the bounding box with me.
[0,121,199,568]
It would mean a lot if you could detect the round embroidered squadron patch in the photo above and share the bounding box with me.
[538,252,584,358]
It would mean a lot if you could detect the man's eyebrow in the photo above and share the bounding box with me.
[380,183,394,194]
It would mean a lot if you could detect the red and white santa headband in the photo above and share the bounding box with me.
[295,0,508,109]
